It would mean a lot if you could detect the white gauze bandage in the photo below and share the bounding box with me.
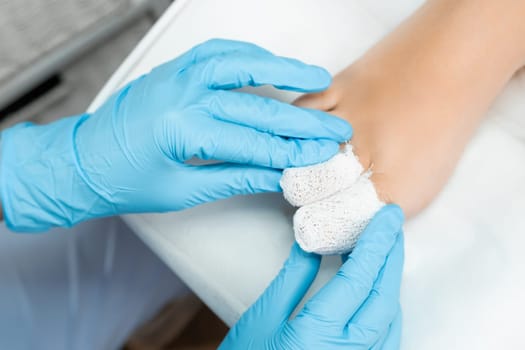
[280,145,384,255]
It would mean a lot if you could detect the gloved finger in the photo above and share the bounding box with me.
[248,243,321,326]
[347,233,404,334]
[297,205,404,327]
[370,308,402,350]
[180,164,283,207]
[199,51,332,92]
[182,118,340,168]
[155,38,274,75]
[219,245,319,349]
[206,90,352,142]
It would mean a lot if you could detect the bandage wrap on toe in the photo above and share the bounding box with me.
[280,150,364,206]
[281,145,384,255]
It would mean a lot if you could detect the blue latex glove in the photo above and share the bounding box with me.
[220,204,405,350]
[0,39,352,232]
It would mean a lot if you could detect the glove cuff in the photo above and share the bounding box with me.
[1,115,113,232]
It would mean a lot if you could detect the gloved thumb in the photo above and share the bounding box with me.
[240,244,321,329]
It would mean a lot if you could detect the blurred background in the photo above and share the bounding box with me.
[0,0,227,348]
[0,0,162,125]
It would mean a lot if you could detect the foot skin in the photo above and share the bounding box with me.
[295,65,476,217]
[294,0,525,217]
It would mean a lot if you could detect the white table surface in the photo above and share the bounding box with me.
[89,1,525,348]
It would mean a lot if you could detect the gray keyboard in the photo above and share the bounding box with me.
[0,0,129,86]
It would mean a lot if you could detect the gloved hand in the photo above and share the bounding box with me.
[0,39,352,232]
[220,204,404,350]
